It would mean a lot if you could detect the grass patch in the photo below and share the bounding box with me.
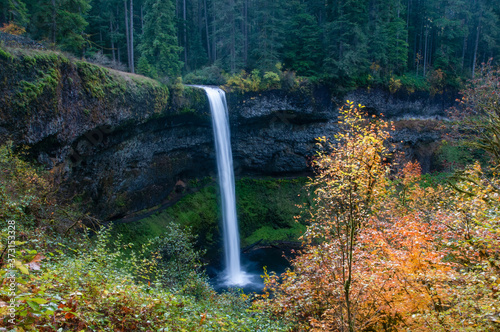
[112,177,311,255]
[112,185,219,251]
[236,177,310,246]
[245,224,306,245]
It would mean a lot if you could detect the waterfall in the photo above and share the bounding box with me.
[197,86,248,286]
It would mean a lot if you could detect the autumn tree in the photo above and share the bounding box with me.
[258,100,499,331]
[258,102,393,331]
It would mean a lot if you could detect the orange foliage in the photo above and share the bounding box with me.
[0,22,26,35]
[255,103,500,331]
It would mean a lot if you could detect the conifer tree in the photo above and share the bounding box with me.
[0,0,29,27]
[250,0,286,72]
[28,0,91,53]
[139,0,182,78]
[324,0,370,80]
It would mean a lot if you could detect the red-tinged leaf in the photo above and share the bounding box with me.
[26,254,45,271]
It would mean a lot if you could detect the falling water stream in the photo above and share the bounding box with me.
[197,86,249,286]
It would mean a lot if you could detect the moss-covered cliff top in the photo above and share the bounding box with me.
[0,45,207,145]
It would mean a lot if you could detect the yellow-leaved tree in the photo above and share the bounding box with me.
[257,101,394,331]
[256,101,499,331]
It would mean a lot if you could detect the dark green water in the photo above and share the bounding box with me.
[208,247,294,293]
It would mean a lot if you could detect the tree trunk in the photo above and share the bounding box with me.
[406,0,411,45]
[130,0,135,73]
[116,4,122,63]
[141,5,144,34]
[110,19,116,62]
[229,0,236,73]
[183,0,187,70]
[124,0,131,71]
[428,29,432,69]
[212,0,217,61]
[204,0,211,62]
[423,27,428,76]
[461,26,467,71]
[418,15,423,75]
[51,0,57,44]
[197,0,203,68]
[472,21,480,78]
[118,42,121,63]
[243,0,248,67]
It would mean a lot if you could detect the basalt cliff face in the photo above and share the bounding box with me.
[229,87,453,176]
[0,47,455,219]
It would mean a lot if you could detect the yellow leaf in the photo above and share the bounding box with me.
[14,260,29,275]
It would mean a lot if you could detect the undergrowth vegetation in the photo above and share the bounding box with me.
[254,102,500,331]
[0,144,289,331]
[183,63,312,94]
[1,59,499,331]
[112,176,310,258]
[182,61,454,96]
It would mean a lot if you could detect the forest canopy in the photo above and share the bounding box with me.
[1,0,499,88]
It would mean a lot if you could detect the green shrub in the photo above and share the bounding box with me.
[225,69,262,92]
[1,225,288,331]
[223,67,307,93]
[183,64,227,85]
[394,73,429,93]
[262,71,281,89]
[0,147,288,331]
[436,139,488,172]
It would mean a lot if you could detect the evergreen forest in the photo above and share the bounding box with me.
[1,0,499,87]
[1,0,500,331]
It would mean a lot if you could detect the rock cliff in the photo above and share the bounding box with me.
[0,47,455,219]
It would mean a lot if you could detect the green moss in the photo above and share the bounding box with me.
[25,52,60,65]
[115,194,128,207]
[236,177,310,246]
[0,46,174,129]
[104,74,127,97]
[179,107,196,114]
[183,86,207,104]
[0,46,13,61]
[113,185,219,250]
[13,68,60,112]
[153,85,169,113]
[76,61,110,99]
[113,177,311,255]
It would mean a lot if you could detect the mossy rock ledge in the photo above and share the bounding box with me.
[0,46,209,219]
[0,45,456,220]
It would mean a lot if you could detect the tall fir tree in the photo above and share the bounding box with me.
[27,0,91,53]
[325,0,370,81]
[139,0,182,78]
[0,0,29,27]
[282,0,323,77]
[249,0,286,72]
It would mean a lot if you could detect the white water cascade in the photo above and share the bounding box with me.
[197,86,248,286]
